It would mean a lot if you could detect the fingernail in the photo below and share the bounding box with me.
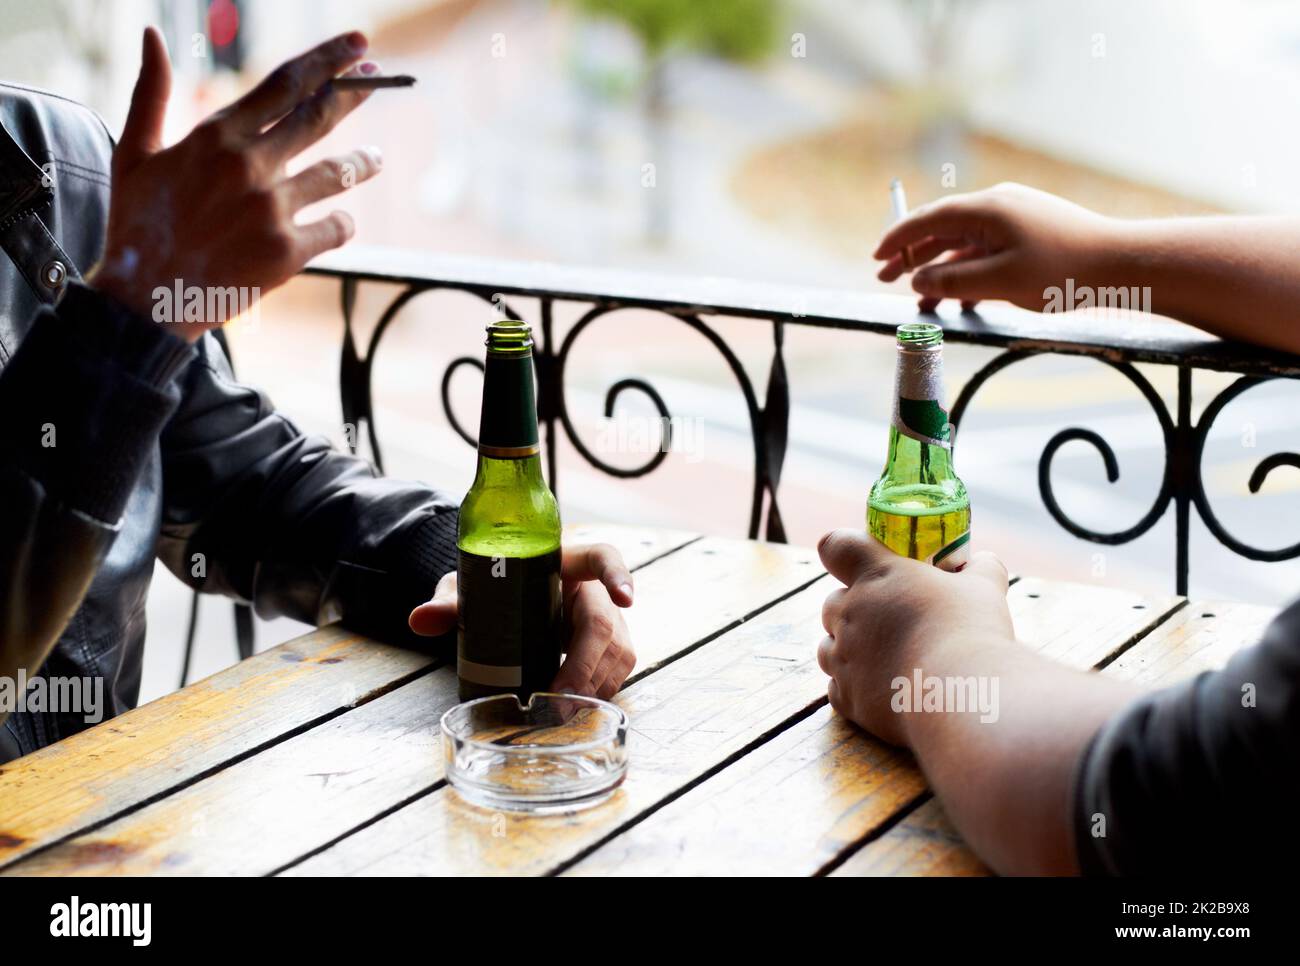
[359,60,380,75]
[365,144,383,168]
[346,31,368,54]
[618,582,633,602]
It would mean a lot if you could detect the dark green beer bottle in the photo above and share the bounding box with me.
[457,320,563,702]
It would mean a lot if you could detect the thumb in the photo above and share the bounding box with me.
[962,551,1009,593]
[817,528,892,585]
[116,26,172,171]
[912,250,1015,303]
[408,572,458,637]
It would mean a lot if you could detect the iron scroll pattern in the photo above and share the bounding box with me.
[334,276,1298,595]
[335,279,790,543]
[948,350,1300,595]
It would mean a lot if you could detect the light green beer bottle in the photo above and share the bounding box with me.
[867,322,971,570]
[457,320,563,702]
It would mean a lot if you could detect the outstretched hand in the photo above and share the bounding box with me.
[91,27,384,338]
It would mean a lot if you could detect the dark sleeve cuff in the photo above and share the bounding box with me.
[395,511,460,590]
[55,281,196,387]
[333,510,460,652]
[0,282,196,523]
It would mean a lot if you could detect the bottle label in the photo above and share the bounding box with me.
[478,351,540,458]
[457,548,562,694]
[927,531,971,572]
[892,348,951,449]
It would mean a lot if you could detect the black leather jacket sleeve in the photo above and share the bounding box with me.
[1073,596,1300,874]
[0,283,194,695]
[154,328,459,649]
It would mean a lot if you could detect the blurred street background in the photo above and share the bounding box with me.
[4,0,1300,701]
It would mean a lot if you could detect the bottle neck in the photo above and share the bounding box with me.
[472,450,547,487]
[477,346,540,461]
[880,344,957,485]
[891,344,950,449]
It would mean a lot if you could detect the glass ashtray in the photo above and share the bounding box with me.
[441,693,629,813]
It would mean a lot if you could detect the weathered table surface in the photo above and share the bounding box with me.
[0,525,1277,876]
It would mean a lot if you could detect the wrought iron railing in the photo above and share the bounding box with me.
[304,246,1300,597]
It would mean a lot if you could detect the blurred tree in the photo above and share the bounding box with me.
[571,0,780,244]
[575,0,779,62]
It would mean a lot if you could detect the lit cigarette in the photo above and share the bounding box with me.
[331,74,417,90]
[890,178,915,270]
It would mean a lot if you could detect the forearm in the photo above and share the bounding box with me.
[157,337,458,644]
[1096,215,1300,354]
[160,440,459,644]
[899,634,1140,875]
[0,284,192,714]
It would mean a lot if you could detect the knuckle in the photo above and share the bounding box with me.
[326,35,356,61]
[863,559,892,584]
[936,190,976,211]
[250,189,285,223]
[265,64,299,101]
[818,636,840,669]
[836,609,854,637]
[571,653,600,681]
[827,679,843,714]
[868,549,899,580]
[215,146,257,188]
[820,591,842,632]
[842,588,872,624]
[320,157,346,184]
[191,118,226,152]
[982,186,1019,216]
[989,181,1023,200]
[265,228,298,265]
[907,199,935,220]
[591,542,621,568]
[301,94,333,129]
[330,211,354,243]
[588,610,616,641]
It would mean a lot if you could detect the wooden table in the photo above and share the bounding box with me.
[0,526,1278,877]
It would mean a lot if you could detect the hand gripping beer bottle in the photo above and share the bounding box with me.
[867,322,971,570]
[457,320,563,701]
